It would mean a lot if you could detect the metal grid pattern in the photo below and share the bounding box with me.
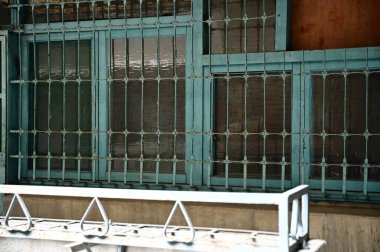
[311,71,380,193]
[2,0,380,202]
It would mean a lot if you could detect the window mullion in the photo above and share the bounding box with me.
[98,30,108,182]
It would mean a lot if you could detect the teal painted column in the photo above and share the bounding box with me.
[275,0,291,51]
[291,62,301,187]
[0,34,6,215]
[185,0,205,186]
[98,31,108,181]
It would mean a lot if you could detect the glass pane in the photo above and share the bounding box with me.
[22,0,191,24]
[0,0,10,26]
[210,0,276,54]
[214,73,291,179]
[111,37,186,174]
[312,72,380,181]
[30,40,92,171]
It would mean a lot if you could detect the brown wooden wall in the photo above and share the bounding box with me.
[291,0,380,50]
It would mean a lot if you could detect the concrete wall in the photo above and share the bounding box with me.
[2,196,380,252]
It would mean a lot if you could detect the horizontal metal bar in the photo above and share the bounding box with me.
[284,185,309,202]
[308,179,380,193]
[21,16,193,34]
[0,185,309,205]
[203,47,380,66]
[0,218,320,252]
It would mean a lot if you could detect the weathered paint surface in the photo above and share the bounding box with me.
[291,0,380,50]
[2,196,380,252]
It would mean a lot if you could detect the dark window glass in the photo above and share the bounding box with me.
[0,0,10,26]
[209,0,276,54]
[214,73,291,179]
[29,41,92,171]
[110,37,186,174]
[312,72,380,181]
[22,0,191,24]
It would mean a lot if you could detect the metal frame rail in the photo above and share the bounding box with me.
[0,184,312,251]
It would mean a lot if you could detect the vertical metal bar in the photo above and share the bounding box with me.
[301,193,309,237]
[91,0,97,182]
[300,52,306,185]
[278,198,289,251]
[123,0,129,184]
[205,0,212,188]
[290,198,299,237]
[342,50,347,195]
[172,0,178,186]
[188,0,195,187]
[262,0,267,190]
[242,0,248,190]
[321,51,327,194]
[363,48,369,196]
[16,0,21,181]
[76,0,82,181]
[224,0,229,189]
[107,0,112,183]
[291,63,301,187]
[46,0,52,180]
[61,0,66,181]
[262,0,266,52]
[281,52,286,191]
[155,0,161,185]
[139,0,144,184]
[186,0,194,187]
[262,72,267,190]
[225,76,230,189]
[32,1,37,181]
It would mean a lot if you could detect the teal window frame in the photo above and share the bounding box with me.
[19,31,95,181]
[201,48,380,202]
[14,14,195,184]
[5,0,380,202]
[202,61,295,191]
[302,49,380,201]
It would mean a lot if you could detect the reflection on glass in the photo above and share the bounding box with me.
[210,0,276,54]
[312,72,380,181]
[214,73,291,179]
[111,37,186,173]
[23,0,191,24]
[30,41,92,171]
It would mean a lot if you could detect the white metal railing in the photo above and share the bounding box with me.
[0,184,310,251]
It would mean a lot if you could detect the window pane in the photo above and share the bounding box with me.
[312,72,380,181]
[111,37,186,174]
[30,41,92,171]
[210,0,276,54]
[22,0,191,24]
[0,0,10,26]
[214,73,291,179]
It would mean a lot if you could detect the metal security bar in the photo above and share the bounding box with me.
[0,184,317,251]
[2,0,380,203]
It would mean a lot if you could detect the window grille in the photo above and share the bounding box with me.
[1,0,380,202]
[30,41,92,173]
[310,71,380,195]
[110,37,186,178]
[23,0,191,23]
[213,73,291,185]
[209,0,276,53]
